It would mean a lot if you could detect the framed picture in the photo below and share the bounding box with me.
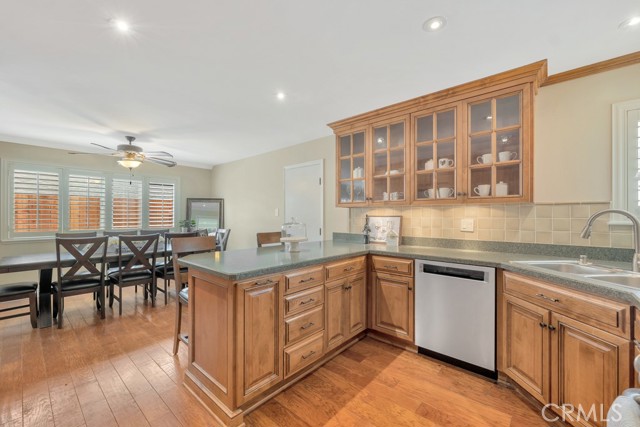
[368,215,402,243]
[186,198,224,232]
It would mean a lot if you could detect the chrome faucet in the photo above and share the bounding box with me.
[580,209,640,272]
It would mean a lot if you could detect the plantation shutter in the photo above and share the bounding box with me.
[68,174,105,230]
[148,182,175,228]
[111,178,142,229]
[13,169,60,233]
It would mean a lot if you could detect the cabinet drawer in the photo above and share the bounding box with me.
[325,256,366,280]
[284,331,324,378]
[504,272,631,338]
[285,285,324,317]
[371,256,413,276]
[285,266,324,295]
[285,305,324,345]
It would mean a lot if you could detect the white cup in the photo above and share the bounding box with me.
[477,153,492,164]
[438,187,454,198]
[498,151,517,162]
[474,184,491,196]
[423,189,435,199]
[438,158,454,168]
[390,192,399,200]
[383,192,389,200]
[424,159,434,170]
[496,181,508,196]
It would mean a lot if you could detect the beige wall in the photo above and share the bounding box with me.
[210,135,349,250]
[0,140,212,284]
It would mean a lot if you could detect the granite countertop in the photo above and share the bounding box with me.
[179,240,640,307]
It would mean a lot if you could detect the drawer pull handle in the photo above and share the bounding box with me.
[299,277,315,283]
[536,293,559,303]
[344,285,352,290]
[299,298,315,305]
[547,325,556,331]
[384,265,398,270]
[301,350,316,360]
[343,266,354,272]
[300,322,315,330]
[408,287,413,291]
[539,322,548,328]
[255,279,275,286]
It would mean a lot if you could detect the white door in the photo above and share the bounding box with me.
[284,160,323,242]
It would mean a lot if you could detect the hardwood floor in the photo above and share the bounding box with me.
[0,289,548,427]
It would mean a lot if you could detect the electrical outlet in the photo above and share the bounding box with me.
[460,218,475,232]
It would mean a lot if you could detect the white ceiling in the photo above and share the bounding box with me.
[1,1,639,169]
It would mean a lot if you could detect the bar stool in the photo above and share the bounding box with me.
[0,282,38,328]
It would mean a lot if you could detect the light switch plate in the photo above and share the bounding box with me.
[460,218,475,232]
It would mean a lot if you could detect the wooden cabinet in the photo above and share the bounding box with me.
[370,256,414,343]
[329,61,546,206]
[501,272,632,427]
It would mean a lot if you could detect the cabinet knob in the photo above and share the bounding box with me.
[547,325,556,331]
[539,322,547,328]
[408,287,413,291]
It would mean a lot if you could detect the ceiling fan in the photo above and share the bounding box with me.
[70,136,177,168]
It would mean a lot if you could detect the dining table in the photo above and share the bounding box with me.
[0,246,170,328]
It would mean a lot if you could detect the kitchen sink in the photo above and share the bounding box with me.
[512,260,615,275]
[584,274,640,288]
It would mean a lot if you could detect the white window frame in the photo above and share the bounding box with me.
[1,159,181,242]
[611,99,640,225]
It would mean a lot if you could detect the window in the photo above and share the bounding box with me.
[111,178,143,229]
[68,174,105,230]
[148,182,175,228]
[612,99,640,220]
[12,169,60,234]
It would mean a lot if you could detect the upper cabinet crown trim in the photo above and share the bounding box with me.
[543,51,640,87]
[327,60,547,132]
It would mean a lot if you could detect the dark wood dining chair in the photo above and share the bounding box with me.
[108,234,160,315]
[55,231,98,238]
[140,229,170,236]
[216,228,231,251]
[103,230,138,237]
[257,231,282,247]
[0,282,38,328]
[53,236,109,328]
[170,236,216,354]
[155,232,198,305]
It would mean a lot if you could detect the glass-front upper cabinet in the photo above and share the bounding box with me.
[337,129,367,205]
[467,85,530,201]
[371,117,408,204]
[413,107,458,202]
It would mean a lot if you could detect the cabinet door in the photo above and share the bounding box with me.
[347,273,366,337]
[370,117,409,204]
[237,277,283,404]
[551,313,631,427]
[371,272,414,342]
[413,106,461,203]
[325,278,347,350]
[466,85,531,202]
[337,130,367,206]
[503,295,550,404]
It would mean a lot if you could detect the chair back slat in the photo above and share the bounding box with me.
[56,232,98,238]
[163,232,198,264]
[103,230,138,237]
[140,228,169,236]
[257,231,282,247]
[115,234,160,277]
[56,236,108,282]
[216,229,231,251]
[171,236,216,287]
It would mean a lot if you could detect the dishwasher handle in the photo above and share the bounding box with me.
[420,263,486,282]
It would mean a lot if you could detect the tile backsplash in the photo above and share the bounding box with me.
[350,203,635,249]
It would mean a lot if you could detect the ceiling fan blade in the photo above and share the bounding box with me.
[90,142,118,152]
[146,157,177,167]
[143,151,174,158]
[68,151,93,155]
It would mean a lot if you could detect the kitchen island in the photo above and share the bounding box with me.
[179,240,639,427]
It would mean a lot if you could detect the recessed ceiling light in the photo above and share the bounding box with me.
[276,92,286,101]
[619,16,640,29]
[422,16,447,32]
[113,19,130,33]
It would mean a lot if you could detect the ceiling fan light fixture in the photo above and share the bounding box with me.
[118,159,142,169]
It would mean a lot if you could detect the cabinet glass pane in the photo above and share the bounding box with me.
[496,94,521,128]
[390,123,404,148]
[470,101,492,133]
[340,159,351,179]
[416,174,435,200]
[353,132,365,154]
[417,145,434,171]
[389,150,404,173]
[340,135,351,157]
[373,177,387,201]
[496,165,521,196]
[437,110,455,139]
[496,129,521,162]
[340,182,352,203]
[374,127,387,150]
[436,141,456,168]
[469,134,492,165]
[353,156,365,172]
[353,180,366,202]
[416,115,434,142]
[469,169,492,198]
[389,176,405,200]
[435,170,456,199]
[374,152,387,176]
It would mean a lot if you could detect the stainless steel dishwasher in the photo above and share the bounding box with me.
[415,259,496,379]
